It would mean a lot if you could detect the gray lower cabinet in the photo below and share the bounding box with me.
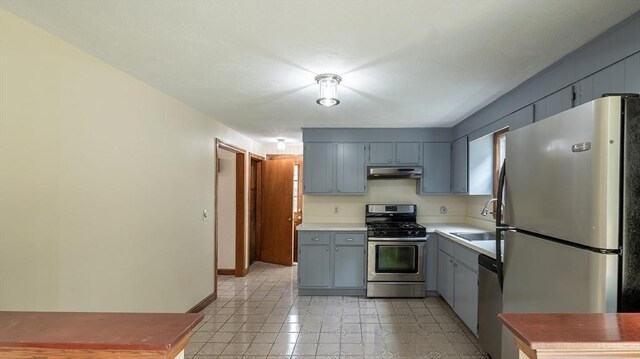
[298,231,366,294]
[454,261,478,336]
[451,136,468,194]
[420,143,451,194]
[298,243,332,287]
[437,248,455,306]
[436,234,479,336]
[334,245,365,287]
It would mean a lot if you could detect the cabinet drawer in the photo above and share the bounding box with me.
[454,243,479,272]
[335,233,365,245]
[438,235,454,256]
[299,232,332,245]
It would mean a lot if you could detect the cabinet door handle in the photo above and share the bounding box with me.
[346,238,353,241]
[387,159,392,163]
[335,248,339,251]
[312,238,319,241]
[328,188,332,191]
[396,159,400,163]
[326,247,329,251]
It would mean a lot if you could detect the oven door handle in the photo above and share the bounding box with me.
[367,238,427,242]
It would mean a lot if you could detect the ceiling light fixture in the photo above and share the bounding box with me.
[315,74,342,107]
[276,139,286,151]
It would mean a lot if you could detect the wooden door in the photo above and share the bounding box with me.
[261,158,294,265]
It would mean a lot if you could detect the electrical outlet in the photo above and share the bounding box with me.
[440,206,448,215]
[334,206,339,214]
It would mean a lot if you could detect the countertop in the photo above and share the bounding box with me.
[0,311,203,351]
[426,223,503,260]
[499,313,640,351]
[296,222,501,260]
[296,223,367,231]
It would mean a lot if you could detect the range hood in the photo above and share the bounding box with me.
[367,166,422,179]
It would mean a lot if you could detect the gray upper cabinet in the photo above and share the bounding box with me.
[395,142,421,164]
[624,52,640,94]
[369,142,421,165]
[304,142,366,195]
[593,60,625,100]
[451,136,468,194]
[369,142,394,164]
[303,142,334,194]
[336,143,366,194]
[421,143,451,193]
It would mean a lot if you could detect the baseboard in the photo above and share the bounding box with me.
[236,265,249,277]
[187,292,217,313]
[298,288,366,296]
[218,269,235,275]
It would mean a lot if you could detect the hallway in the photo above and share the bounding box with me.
[186,262,487,359]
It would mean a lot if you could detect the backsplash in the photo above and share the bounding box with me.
[303,179,496,229]
[465,195,495,230]
[302,179,467,224]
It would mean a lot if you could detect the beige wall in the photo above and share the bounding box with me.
[465,195,495,229]
[217,149,236,270]
[303,179,467,224]
[263,143,303,155]
[0,9,263,312]
[303,180,496,230]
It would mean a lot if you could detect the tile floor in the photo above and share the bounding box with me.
[187,262,489,359]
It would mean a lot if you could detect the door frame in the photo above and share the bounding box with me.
[215,139,247,280]
[249,153,264,263]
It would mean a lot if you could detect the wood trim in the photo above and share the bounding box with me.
[217,139,246,154]
[235,152,246,277]
[250,152,266,161]
[213,141,219,306]
[217,269,235,275]
[492,128,509,196]
[267,154,299,160]
[187,291,217,313]
[250,157,264,263]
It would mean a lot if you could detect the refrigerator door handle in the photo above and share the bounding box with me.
[495,160,507,291]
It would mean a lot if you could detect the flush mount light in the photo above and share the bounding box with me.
[276,139,286,151]
[315,74,342,107]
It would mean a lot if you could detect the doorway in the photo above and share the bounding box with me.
[214,139,246,281]
[249,154,264,265]
[260,155,303,266]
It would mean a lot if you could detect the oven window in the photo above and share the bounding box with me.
[376,245,418,273]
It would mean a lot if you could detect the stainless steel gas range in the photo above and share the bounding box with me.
[366,204,427,298]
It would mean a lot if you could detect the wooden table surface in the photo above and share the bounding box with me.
[0,311,203,351]
[498,313,640,351]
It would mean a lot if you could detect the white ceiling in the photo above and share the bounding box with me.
[2,1,639,144]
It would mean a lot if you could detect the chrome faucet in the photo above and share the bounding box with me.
[481,198,504,216]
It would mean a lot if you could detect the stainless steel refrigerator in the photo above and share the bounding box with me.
[494,95,640,359]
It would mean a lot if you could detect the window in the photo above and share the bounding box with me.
[293,164,299,213]
[493,128,508,214]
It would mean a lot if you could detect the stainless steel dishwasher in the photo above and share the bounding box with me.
[478,254,502,359]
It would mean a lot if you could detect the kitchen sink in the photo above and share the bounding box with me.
[450,232,496,241]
